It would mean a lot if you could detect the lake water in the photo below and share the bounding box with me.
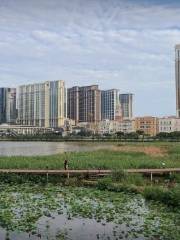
[0,184,178,240]
[0,141,114,156]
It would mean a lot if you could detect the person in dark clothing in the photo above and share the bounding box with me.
[64,152,69,170]
[64,159,68,170]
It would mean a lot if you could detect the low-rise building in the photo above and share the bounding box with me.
[0,124,53,136]
[97,120,135,135]
[135,116,159,136]
[63,119,76,134]
[159,117,180,133]
[77,122,98,134]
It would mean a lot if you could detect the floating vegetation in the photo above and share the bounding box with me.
[0,183,179,239]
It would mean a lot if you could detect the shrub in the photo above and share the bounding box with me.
[97,178,112,190]
[111,170,144,186]
[111,169,127,181]
[143,185,180,208]
[64,177,82,187]
[125,174,144,186]
[108,183,139,194]
[168,173,180,183]
[143,186,165,202]
[165,186,180,207]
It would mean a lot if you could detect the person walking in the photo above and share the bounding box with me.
[64,158,68,170]
[64,152,69,170]
[64,152,70,178]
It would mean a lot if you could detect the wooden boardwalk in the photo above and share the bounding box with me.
[0,168,179,175]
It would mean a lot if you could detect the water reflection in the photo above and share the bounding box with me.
[0,142,113,156]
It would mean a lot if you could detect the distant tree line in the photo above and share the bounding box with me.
[1,129,180,141]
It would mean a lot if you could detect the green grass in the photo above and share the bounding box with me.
[0,142,179,169]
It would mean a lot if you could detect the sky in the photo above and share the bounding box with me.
[0,0,180,117]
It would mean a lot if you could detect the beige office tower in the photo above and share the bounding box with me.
[18,80,66,128]
[175,45,180,117]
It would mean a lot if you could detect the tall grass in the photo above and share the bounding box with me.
[0,143,179,170]
[143,186,180,208]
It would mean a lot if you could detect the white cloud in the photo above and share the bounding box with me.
[0,0,179,116]
[31,30,60,43]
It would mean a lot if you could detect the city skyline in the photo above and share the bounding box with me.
[0,0,180,116]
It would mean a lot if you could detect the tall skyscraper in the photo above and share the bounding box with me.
[175,44,180,117]
[0,88,6,124]
[67,86,79,124]
[67,85,101,123]
[101,89,122,121]
[119,93,133,120]
[0,88,17,124]
[18,80,66,128]
[6,88,17,124]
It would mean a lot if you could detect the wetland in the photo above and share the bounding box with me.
[0,183,179,240]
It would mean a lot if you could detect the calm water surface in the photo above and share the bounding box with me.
[0,184,177,240]
[0,141,114,156]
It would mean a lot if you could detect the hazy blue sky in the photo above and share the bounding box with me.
[0,0,180,116]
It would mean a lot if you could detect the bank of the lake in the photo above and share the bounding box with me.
[0,141,179,169]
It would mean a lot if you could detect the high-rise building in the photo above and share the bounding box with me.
[0,88,17,124]
[175,45,180,117]
[18,80,66,128]
[119,93,133,120]
[101,89,122,121]
[0,88,6,124]
[67,85,101,123]
[6,88,17,124]
[67,86,79,124]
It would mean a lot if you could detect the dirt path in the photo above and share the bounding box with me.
[112,145,167,157]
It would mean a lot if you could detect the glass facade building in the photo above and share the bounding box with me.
[0,88,16,124]
[119,93,133,120]
[0,88,6,124]
[101,89,121,121]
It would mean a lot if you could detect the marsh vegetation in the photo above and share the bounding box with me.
[0,142,179,169]
[0,183,179,240]
[0,142,179,239]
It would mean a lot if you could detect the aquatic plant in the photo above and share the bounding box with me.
[0,183,179,239]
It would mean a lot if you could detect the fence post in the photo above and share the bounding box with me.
[150,172,153,182]
[46,165,49,183]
